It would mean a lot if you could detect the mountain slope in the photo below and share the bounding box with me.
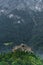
[0,0,43,57]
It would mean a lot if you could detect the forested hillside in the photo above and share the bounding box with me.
[0,49,43,65]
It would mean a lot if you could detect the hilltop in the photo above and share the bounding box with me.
[0,44,43,65]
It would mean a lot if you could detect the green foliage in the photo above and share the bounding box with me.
[0,61,9,65]
[0,50,43,65]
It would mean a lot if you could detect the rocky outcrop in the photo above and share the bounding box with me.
[12,43,33,53]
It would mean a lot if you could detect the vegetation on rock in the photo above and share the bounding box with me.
[0,49,43,65]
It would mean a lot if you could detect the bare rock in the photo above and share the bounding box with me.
[12,43,33,53]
